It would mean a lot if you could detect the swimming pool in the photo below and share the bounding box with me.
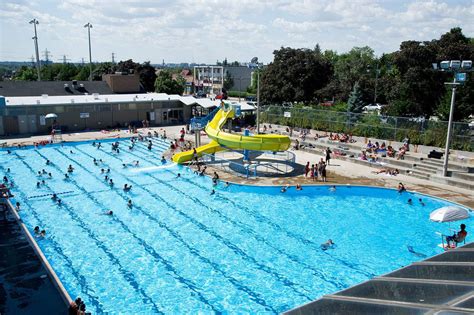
[1,138,472,313]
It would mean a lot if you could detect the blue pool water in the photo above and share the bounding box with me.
[1,138,472,313]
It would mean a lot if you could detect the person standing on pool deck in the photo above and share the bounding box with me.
[304,162,310,178]
[325,147,332,165]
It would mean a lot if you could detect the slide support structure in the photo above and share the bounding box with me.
[243,129,250,162]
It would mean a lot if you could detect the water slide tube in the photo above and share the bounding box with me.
[172,105,291,163]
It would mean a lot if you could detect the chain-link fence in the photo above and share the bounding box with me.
[260,106,473,151]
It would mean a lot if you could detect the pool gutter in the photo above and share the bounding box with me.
[5,199,73,308]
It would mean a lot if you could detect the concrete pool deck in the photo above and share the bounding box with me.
[1,125,473,209]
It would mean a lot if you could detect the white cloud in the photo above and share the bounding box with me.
[0,0,472,63]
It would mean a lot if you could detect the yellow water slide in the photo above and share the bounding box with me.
[172,105,291,163]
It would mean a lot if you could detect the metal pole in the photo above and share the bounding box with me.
[84,23,93,81]
[30,19,41,81]
[238,77,241,102]
[256,70,260,134]
[442,77,458,177]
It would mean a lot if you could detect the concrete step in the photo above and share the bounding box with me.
[412,164,439,174]
[450,172,474,182]
[420,158,473,172]
[430,175,474,191]
[406,169,431,180]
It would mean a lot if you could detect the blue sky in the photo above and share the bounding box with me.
[0,0,473,64]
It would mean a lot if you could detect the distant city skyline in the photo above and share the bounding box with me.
[1,0,473,64]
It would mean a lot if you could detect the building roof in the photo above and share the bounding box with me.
[3,92,256,111]
[0,80,114,97]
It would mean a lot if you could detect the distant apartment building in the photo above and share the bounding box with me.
[224,66,253,92]
[193,66,224,95]
[172,69,194,95]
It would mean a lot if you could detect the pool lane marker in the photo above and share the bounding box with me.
[50,147,221,313]
[27,191,74,199]
[3,158,104,313]
[72,145,278,312]
[33,149,164,314]
[90,145,314,303]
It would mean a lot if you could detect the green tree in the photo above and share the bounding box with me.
[347,82,365,113]
[154,70,184,95]
[14,66,37,81]
[260,46,332,104]
[137,61,157,92]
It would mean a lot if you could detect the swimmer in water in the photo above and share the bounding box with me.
[105,210,113,215]
[210,189,215,195]
[67,165,74,173]
[408,198,413,205]
[36,182,40,188]
[57,199,62,205]
[101,168,105,173]
[52,193,58,201]
[122,163,127,168]
[15,202,21,211]
[123,184,132,192]
[329,185,336,192]
[105,175,109,181]
[109,179,114,186]
[280,185,289,193]
[176,173,181,178]
[39,230,46,238]
[48,172,52,178]
[127,199,133,208]
[419,198,425,206]
[225,182,230,187]
[296,184,303,191]
[34,226,40,235]
[161,156,166,164]
[320,239,335,251]
[46,159,50,165]
[41,180,45,185]
[64,173,69,179]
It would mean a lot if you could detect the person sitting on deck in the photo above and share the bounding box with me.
[446,224,467,247]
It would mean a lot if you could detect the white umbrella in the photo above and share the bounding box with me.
[430,206,470,223]
[45,113,58,119]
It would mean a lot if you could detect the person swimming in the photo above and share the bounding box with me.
[46,159,50,165]
[105,210,113,215]
[398,182,406,193]
[320,239,335,250]
[107,168,110,173]
[123,184,132,191]
[15,202,20,211]
[176,173,181,178]
[34,226,40,235]
[161,156,166,164]
[48,172,52,178]
[64,173,69,179]
[407,198,413,205]
[224,182,230,187]
[109,179,114,186]
[39,230,46,238]
[127,199,133,208]
[329,185,336,192]
[105,175,109,181]
[101,168,105,173]
[52,193,58,201]
[67,165,74,173]
[296,184,303,191]
[280,185,289,193]
[36,182,40,188]
[122,163,127,168]
[57,199,62,205]
[210,189,215,195]
[419,198,425,206]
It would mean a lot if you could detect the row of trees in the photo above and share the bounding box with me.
[13,59,158,92]
[260,28,474,121]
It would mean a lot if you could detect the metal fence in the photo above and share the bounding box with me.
[260,106,473,151]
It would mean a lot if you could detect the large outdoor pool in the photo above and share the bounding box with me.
[1,137,472,313]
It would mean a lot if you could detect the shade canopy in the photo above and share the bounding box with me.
[430,206,470,223]
[45,113,58,119]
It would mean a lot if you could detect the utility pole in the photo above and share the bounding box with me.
[29,18,41,81]
[112,52,115,64]
[84,22,93,81]
[81,58,85,65]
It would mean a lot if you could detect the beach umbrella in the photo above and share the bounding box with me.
[45,113,58,119]
[430,206,469,223]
